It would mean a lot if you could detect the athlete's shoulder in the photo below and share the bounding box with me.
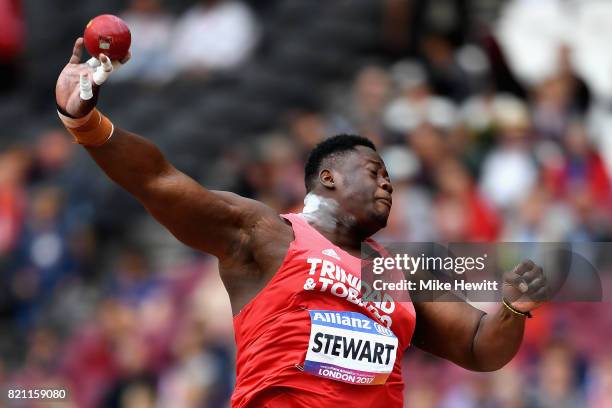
[211,190,284,227]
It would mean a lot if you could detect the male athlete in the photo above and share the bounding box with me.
[55,39,547,407]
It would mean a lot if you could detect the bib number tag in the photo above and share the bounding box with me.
[304,310,398,385]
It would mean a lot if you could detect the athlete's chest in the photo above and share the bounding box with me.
[286,246,414,386]
[286,244,413,334]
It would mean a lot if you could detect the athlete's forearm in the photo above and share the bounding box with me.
[85,127,173,200]
[470,306,525,371]
[412,300,526,372]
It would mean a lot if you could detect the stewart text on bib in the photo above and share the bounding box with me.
[304,310,399,385]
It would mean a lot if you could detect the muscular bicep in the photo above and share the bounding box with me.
[139,167,269,259]
[85,128,275,259]
[412,302,485,370]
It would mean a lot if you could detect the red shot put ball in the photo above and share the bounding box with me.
[84,14,131,61]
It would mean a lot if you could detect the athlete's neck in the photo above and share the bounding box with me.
[301,192,366,254]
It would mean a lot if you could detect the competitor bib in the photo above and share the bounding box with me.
[304,310,399,385]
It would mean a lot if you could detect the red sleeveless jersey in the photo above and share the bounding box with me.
[232,213,416,407]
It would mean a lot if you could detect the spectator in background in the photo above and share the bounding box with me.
[240,134,304,211]
[561,122,611,206]
[381,0,411,57]
[381,0,469,57]
[439,372,495,408]
[60,299,134,406]
[28,129,97,229]
[8,327,63,394]
[102,332,157,408]
[406,123,451,189]
[157,316,218,407]
[527,341,583,408]
[330,65,392,142]
[541,122,612,240]
[171,0,259,76]
[566,185,609,242]
[405,383,439,408]
[384,60,458,138]
[502,188,574,242]
[12,186,75,327]
[30,131,73,180]
[114,0,176,84]
[479,95,538,211]
[0,0,25,91]
[107,246,157,306]
[287,109,329,160]
[490,364,528,408]
[531,73,576,141]
[0,147,29,256]
[434,159,500,242]
[419,31,470,101]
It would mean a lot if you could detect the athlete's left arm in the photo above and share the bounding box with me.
[411,260,547,372]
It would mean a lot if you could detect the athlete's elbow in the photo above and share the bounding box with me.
[472,362,507,372]
[133,165,179,201]
[466,356,512,372]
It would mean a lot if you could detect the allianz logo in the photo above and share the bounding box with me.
[312,312,395,337]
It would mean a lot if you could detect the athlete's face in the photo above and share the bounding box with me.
[331,146,393,233]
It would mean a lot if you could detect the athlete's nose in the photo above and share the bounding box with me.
[381,179,393,195]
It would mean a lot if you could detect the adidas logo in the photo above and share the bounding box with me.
[322,248,340,260]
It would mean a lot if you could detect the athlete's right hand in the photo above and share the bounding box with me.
[55,37,130,118]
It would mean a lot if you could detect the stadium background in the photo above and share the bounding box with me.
[1,0,612,406]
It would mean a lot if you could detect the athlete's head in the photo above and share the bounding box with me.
[304,134,393,234]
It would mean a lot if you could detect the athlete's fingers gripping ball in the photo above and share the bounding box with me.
[78,14,132,100]
[92,54,113,86]
[78,54,114,100]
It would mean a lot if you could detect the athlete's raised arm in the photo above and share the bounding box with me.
[55,38,277,260]
[411,260,547,372]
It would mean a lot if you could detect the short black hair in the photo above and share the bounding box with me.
[304,134,376,191]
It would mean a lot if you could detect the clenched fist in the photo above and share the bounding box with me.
[503,260,548,314]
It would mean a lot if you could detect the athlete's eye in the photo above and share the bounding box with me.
[369,169,378,177]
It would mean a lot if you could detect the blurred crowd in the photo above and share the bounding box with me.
[1,0,612,407]
[114,0,259,83]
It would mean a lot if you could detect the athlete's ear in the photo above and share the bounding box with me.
[319,169,335,189]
